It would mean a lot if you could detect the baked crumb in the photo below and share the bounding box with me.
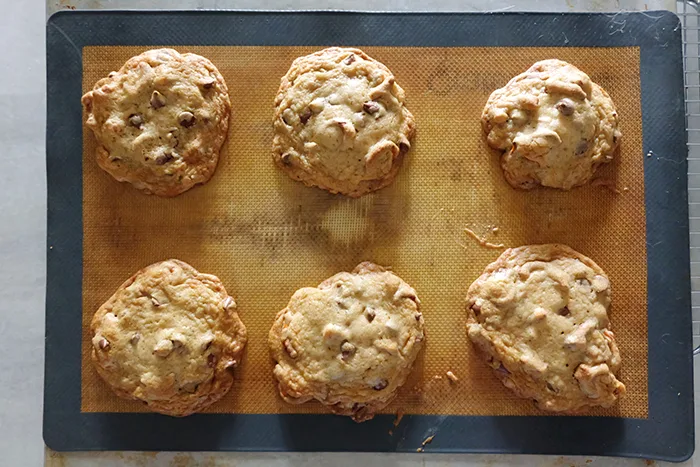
[591,178,621,194]
[393,410,404,427]
[464,227,505,249]
[446,371,458,383]
[417,434,435,452]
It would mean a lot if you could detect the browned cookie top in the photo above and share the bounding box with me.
[466,244,625,412]
[273,47,415,197]
[82,48,231,197]
[269,262,424,422]
[482,59,621,190]
[91,260,247,416]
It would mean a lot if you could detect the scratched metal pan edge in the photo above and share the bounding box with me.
[45,10,692,461]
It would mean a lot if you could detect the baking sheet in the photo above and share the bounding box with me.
[80,45,648,419]
[45,11,692,459]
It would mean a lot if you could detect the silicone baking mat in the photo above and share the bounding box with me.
[80,45,647,418]
[45,11,693,460]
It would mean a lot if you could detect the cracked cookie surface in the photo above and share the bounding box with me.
[90,259,247,417]
[482,59,621,190]
[272,47,415,197]
[82,48,231,197]
[466,244,625,412]
[269,262,424,422]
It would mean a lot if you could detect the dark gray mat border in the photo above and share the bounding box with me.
[45,10,693,461]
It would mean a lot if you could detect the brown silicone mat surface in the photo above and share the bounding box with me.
[80,45,647,418]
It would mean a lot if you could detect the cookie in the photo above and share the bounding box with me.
[482,59,621,190]
[272,47,415,197]
[90,260,247,416]
[466,244,625,412]
[82,48,231,197]
[269,262,424,422]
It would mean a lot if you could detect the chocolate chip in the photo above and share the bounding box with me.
[280,153,292,166]
[558,306,570,316]
[575,140,589,156]
[128,114,143,128]
[546,381,559,393]
[344,54,356,65]
[555,98,575,116]
[363,101,380,114]
[178,111,196,128]
[155,152,174,165]
[471,303,481,317]
[340,341,356,361]
[129,333,140,345]
[150,296,160,307]
[365,308,376,323]
[208,353,217,368]
[98,338,110,350]
[351,402,369,421]
[415,312,422,322]
[373,379,388,391]
[150,90,166,109]
[496,364,510,376]
[181,382,199,393]
[202,78,216,89]
[299,108,312,124]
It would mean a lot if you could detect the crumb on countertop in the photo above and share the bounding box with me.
[446,371,458,383]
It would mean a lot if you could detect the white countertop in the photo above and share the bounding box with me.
[0,0,693,466]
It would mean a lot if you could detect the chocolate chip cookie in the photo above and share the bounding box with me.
[82,48,231,197]
[482,59,621,190]
[91,260,247,416]
[269,262,424,422]
[273,47,415,197]
[466,244,625,412]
